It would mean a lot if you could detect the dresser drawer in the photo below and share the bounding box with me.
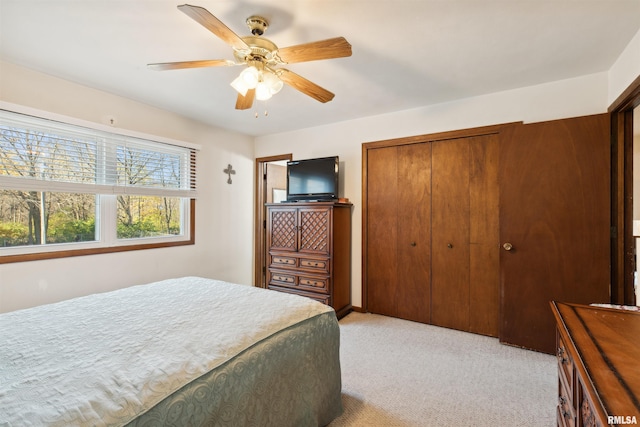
[557,406,575,427]
[268,268,330,294]
[269,271,296,285]
[298,275,330,294]
[270,255,297,269]
[299,257,329,274]
[556,332,574,399]
[558,377,575,427]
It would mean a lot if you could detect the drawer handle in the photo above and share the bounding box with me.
[557,347,568,365]
[303,261,324,267]
[301,280,323,287]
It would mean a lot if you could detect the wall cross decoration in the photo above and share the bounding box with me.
[223,164,236,184]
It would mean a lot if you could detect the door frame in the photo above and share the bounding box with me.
[254,154,292,288]
[610,74,640,305]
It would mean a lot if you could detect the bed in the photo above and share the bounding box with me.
[0,276,343,426]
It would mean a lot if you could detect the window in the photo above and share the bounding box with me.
[0,108,198,262]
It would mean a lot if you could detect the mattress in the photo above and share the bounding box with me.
[0,276,343,426]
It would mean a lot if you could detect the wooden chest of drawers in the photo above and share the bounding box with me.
[266,202,352,318]
[551,301,640,427]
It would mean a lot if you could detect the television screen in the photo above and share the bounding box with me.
[287,156,339,202]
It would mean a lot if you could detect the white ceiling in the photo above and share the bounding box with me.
[1,1,639,137]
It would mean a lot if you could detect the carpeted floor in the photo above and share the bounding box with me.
[329,312,556,427]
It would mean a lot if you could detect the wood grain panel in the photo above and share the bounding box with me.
[366,146,399,316]
[298,208,331,255]
[551,302,640,425]
[396,143,432,323]
[469,135,500,336]
[500,115,610,354]
[431,138,471,331]
[332,206,352,313]
[363,125,507,334]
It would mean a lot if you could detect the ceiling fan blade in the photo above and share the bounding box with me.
[148,59,235,71]
[277,37,352,64]
[235,89,255,110]
[178,4,249,51]
[277,69,335,103]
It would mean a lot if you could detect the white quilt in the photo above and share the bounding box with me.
[0,277,333,426]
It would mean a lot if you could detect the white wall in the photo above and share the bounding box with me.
[254,71,615,309]
[609,28,640,106]
[0,61,255,313]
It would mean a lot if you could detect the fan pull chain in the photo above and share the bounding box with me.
[254,106,269,118]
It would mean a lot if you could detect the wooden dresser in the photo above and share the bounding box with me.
[550,301,640,427]
[266,201,352,318]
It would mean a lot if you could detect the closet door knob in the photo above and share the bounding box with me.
[503,242,513,251]
[410,242,417,247]
[447,243,453,249]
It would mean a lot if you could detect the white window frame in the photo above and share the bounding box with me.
[0,102,199,261]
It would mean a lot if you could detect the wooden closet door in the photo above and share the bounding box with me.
[431,138,471,331]
[397,143,432,323]
[431,134,499,335]
[499,114,610,354]
[366,144,431,323]
[366,146,399,317]
[468,134,500,337]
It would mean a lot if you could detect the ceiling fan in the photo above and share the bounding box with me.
[148,4,352,110]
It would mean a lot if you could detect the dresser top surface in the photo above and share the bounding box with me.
[551,301,640,417]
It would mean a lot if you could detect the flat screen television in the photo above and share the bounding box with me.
[286,156,339,202]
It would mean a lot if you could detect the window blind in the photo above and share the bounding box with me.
[0,109,197,198]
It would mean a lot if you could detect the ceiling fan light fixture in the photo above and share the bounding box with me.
[255,81,273,101]
[263,71,284,94]
[230,75,249,96]
[231,66,261,95]
[240,66,259,89]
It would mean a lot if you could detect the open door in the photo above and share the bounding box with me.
[610,75,640,307]
[254,154,291,288]
[499,114,610,354]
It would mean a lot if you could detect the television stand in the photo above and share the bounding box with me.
[265,201,353,318]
